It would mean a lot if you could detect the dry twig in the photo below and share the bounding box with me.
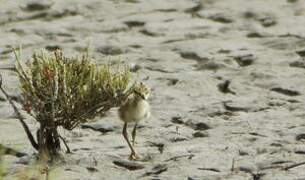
[0,74,39,150]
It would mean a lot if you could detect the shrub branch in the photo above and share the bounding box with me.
[0,74,39,150]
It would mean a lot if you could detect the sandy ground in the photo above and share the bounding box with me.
[1,0,305,179]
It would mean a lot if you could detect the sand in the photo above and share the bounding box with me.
[1,0,305,179]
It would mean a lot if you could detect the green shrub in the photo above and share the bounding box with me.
[17,50,133,130]
[0,49,135,160]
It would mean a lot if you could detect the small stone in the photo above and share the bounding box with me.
[124,21,145,28]
[193,131,208,138]
[23,0,53,11]
[237,163,256,173]
[247,32,266,38]
[243,11,257,19]
[86,167,98,172]
[270,87,301,96]
[170,136,188,142]
[197,10,233,23]
[195,122,210,131]
[223,101,252,112]
[198,167,221,172]
[295,149,305,154]
[197,61,225,71]
[259,16,276,27]
[184,2,202,14]
[296,134,305,141]
[113,159,145,170]
[179,51,204,61]
[171,116,184,124]
[217,49,231,54]
[187,177,197,180]
[143,164,168,176]
[185,119,210,131]
[296,49,305,58]
[270,143,282,147]
[97,45,123,55]
[140,29,162,37]
[81,123,118,133]
[217,80,235,94]
[234,54,256,66]
[167,78,179,86]
[290,61,305,69]
[0,96,5,101]
[239,149,249,156]
[208,13,233,23]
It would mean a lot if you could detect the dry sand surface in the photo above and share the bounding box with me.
[1,0,305,179]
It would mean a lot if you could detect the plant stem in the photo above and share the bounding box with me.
[58,135,71,153]
[0,74,39,150]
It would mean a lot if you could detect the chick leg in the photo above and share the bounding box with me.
[122,122,138,160]
[131,123,137,147]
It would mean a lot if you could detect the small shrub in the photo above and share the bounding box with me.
[0,49,135,160]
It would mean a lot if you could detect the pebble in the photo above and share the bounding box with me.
[0,96,6,101]
[270,87,301,96]
[296,49,305,58]
[113,159,145,170]
[208,13,233,23]
[185,119,210,131]
[296,134,305,141]
[290,61,305,69]
[171,116,184,124]
[142,164,168,176]
[23,0,53,11]
[97,45,123,55]
[237,163,257,173]
[86,166,98,172]
[234,54,256,66]
[81,123,118,133]
[217,80,235,94]
[259,16,276,27]
[193,131,208,138]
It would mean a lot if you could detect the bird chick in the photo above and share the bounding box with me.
[118,82,151,160]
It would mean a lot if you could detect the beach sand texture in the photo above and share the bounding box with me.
[1,0,305,179]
